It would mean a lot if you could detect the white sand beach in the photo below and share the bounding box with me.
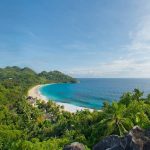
[28,85,48,101]
[28,84,93,113]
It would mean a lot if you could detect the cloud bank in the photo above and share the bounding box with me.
[68,14,150,78]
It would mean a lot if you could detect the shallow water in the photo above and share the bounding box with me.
[39,78,150,109]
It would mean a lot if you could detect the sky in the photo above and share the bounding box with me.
[0,0,150,78]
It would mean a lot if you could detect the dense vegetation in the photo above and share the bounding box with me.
[0,66,77,93]
[0,67,150,149]
[39,70,77,83]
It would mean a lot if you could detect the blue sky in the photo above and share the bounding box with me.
[0,0,150,77]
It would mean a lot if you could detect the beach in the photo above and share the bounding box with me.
[28,84,93,113]
[28,85,48,101]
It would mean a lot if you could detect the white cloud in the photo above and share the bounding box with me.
[127,15,150,54]
[67,15,150,78]
[67,58,150,78]
[61,2,150,78]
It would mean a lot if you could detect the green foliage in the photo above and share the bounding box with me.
[10,138,69,150]
[100,102,133,136]
[0,67,150,149]
[0,66,77,94]
[0,127,22,150]
[39,70,77,83]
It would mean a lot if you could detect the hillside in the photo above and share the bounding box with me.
[0,66,77,93]
[0,67,150,150]
[39,70,77,83]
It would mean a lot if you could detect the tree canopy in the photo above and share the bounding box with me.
[0,67,150,149]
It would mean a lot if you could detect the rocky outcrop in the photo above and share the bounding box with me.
[63,142,85,150]
[93,126,150,150]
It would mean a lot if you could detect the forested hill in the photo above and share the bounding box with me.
[38,70,77,83]
[0,66,77,92]
[0,66,150,149]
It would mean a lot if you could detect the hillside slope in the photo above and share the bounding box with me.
[0,66,77,92]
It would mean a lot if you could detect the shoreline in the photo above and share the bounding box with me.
[28,84,94,113]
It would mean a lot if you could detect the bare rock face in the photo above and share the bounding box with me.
[63,142,85,150]
[93,135,122,150]
[93,126,150,150]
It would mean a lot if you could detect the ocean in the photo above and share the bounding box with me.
[39,78,150,109]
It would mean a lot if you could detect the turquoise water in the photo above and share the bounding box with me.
[39,78,150,109]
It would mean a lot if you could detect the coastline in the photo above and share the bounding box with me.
[28,84,94,113]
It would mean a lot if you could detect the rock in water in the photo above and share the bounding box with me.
[63,142,85,150]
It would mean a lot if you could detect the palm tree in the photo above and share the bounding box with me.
[132,89,144,101]
[126,100,150,128]
[100,102,133,136]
